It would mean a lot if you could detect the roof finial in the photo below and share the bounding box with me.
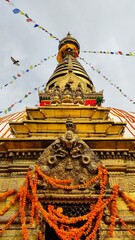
[67,32,71,37]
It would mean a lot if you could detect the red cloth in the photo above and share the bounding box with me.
[84,99,97,106]
[40,100,50,106]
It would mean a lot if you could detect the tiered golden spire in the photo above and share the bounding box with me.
[39,33,103,106]
[46,33,94,92]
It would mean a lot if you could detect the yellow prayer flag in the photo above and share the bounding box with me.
[129,52,134,56]
[20,11,25,15]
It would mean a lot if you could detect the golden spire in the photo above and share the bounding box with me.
[39,34,103,106]
[46,33,94,93]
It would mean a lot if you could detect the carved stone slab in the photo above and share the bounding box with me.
[36,131,100,187]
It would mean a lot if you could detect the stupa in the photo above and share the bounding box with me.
[0,33,135,240]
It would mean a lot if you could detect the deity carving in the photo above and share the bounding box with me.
[62,83,73,103]
[51,85,61,104]
[73,83,84,104]
[66,117,76,132]
[75,83,83,98]
[37,130,100,189]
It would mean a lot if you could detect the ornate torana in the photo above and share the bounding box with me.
[37,130,99,189]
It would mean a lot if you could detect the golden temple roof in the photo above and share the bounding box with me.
[0,108,134,138]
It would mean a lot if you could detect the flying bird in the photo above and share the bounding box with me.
[11,57,20,66]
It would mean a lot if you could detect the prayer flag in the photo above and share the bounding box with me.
[129,52,134,56]
[118,51,123,55]
[24,13,29,18]
[34,24,39,28]
[13,8,20,14]
[26,18,33,22]
[20,11,25,15]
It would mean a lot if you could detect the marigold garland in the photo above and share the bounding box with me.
[0,164,135,239]
[0,189,15,199]
[38,230,44,240]
[0,211,19,234]
[35,164,103,190]
[19,175,29,240]
[109,185,119,237]
[0,191,19,216]
[116,214,135,236]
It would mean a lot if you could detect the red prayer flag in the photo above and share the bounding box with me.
[26,18,33,22]
[118,51,123,55]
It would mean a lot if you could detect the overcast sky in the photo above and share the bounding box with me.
[0,0,135,117]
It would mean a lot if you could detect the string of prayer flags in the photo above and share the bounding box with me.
[79,57,135,104]
[0,55,56,90]
[4,0,60,41]
[81,50,135,56]
[0,84,45,115]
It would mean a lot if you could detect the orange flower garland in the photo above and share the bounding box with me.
[36,164,103,190]
[109,185,119,237]
[116,214,135,236]
[119,191,135,211]
[0,164,135,239]
[0,191,19,216]
[27,169,38,226]
[0,189,15,199]
[0,211,19,234]
[19,181,29,240]
[38,230,43,240]
[86,210,104,240]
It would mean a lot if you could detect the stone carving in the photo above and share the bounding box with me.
[37,130,100,188]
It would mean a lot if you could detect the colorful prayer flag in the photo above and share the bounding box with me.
[12,8,20,14]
